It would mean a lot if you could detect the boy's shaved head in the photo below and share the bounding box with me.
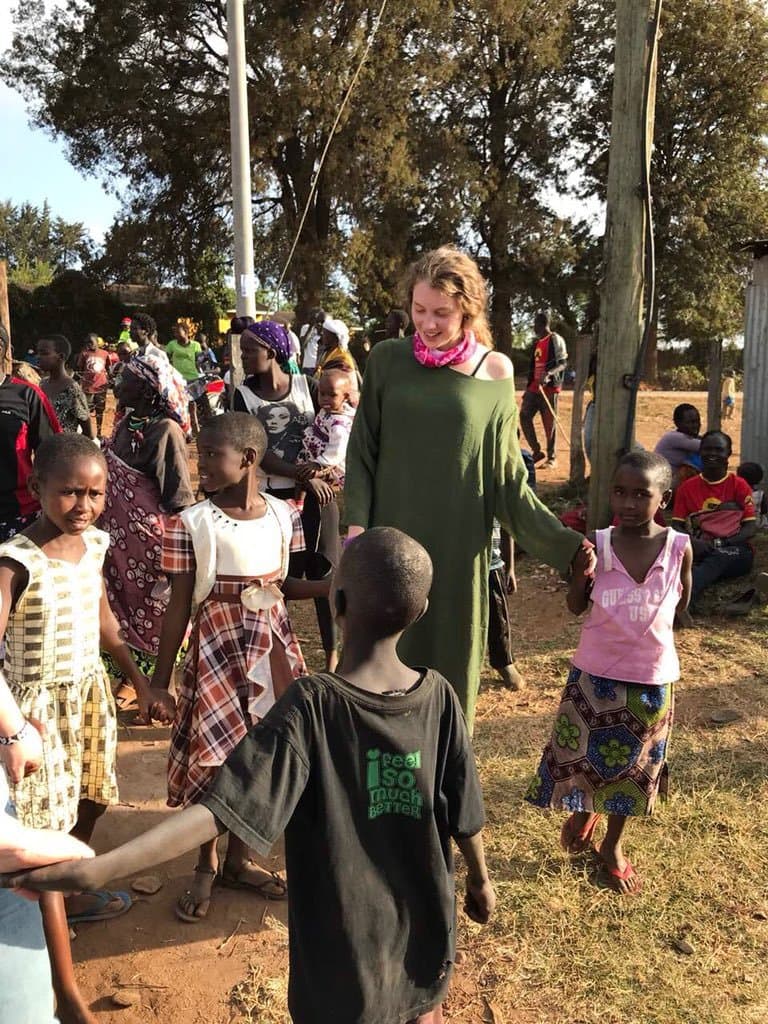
[199,411,267,460]
[337,528,433,637]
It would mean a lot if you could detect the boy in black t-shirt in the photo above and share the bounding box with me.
[3,527,495,1024]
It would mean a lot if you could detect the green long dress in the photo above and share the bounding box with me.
[344,338,582,729]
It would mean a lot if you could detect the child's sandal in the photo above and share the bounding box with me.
[175,865,217,923]
[560,812,601,855]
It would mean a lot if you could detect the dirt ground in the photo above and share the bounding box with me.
[67,389,757,1023]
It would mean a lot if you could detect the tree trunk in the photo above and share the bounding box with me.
[588,0,659,529]
[489,261,513,355]
[0,260,11,372]
[569,334,592,488]
[706,337,722,432]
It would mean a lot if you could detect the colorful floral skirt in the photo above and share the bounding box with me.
[525,666,673,817]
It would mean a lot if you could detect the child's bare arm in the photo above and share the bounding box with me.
[500,530,516,593]
[567,535,596,615]
[455,831,495,924]
[151,571,195,691]
[99,585,174,722]
[0,558,28,639]
[676,540,693,614]
[282,576,331,600]
[2,804,223,895]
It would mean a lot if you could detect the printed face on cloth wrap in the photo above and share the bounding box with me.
[244,321,293,366]
[126,351,192,435]
[412,330,479,368]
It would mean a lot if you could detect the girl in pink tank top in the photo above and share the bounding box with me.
[526,451,692,894]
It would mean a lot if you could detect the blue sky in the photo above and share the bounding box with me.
[0,5,121,242]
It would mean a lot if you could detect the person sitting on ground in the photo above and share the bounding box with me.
[36,334,94,437]
[519,311,567,469]
[5,527,495,1024]
[672,430,756,610]
[654,403,702,488]
[737,461,767,525]
[295,367,357,490]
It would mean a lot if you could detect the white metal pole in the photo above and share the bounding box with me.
[227,0,256,320]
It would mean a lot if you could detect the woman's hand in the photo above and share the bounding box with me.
[1,718,45,784]
[0,810,95,877]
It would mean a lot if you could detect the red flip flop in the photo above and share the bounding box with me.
[595,855,643,895]
[560,812,601,855]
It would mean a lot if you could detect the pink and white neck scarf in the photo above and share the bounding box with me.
[412,330,479,368]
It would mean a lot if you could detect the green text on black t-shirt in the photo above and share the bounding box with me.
[366,747,423,820]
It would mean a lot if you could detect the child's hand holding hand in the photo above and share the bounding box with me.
[134,676,176,724]
[464,874,496,925]
[147,688,176,724]
[306,477,335,508]
[295,462,320,483]
[572,540,596,579]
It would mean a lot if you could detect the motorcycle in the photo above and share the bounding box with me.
[187,372,226,421]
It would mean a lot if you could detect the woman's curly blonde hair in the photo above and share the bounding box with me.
[401,246,493,348]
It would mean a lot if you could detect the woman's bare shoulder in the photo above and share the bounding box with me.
[481,350,515,381]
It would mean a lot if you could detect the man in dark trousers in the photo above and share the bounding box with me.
[519,312,567,468]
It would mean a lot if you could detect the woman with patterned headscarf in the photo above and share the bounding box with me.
[101,352,195,712]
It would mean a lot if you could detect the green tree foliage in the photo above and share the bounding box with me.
[573,0,768,378]
[2,0,442,315]
[423,0,593,352]
[0,199,94,286]
[4,0,768,356]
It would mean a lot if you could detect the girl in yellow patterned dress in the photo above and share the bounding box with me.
[0,434,172,1024]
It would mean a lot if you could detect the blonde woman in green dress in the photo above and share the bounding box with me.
[344,247,592,730]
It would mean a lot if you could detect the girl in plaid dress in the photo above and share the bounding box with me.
[150,413,328,922]
[0,434,172,1024]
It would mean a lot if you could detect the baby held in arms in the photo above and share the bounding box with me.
[295,367,357,491]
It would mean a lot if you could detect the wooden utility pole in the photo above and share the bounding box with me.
[706,338,722,432]
[568,334,592,489]
[0,260,11,373]
[588,0,661,528]
[741,241,768,471]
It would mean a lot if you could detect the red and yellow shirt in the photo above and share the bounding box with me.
[672,472,755,532]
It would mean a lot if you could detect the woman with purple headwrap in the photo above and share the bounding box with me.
[234,321,341,670]
[101,353,195,709]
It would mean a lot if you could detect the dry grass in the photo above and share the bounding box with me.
[228,538,768,1024]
